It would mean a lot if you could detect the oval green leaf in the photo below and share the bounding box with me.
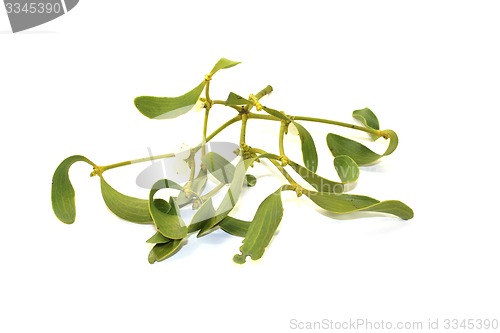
[134,81,206,120]
[100,177,153,224]
[233,188,284,264]
[149,180,187,239]
[326,132,398,166]
[51,155,95,224]
[333,155,359,183]
[306,191,414,220]
[292,121,318,173]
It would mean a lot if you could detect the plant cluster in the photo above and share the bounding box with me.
[51,58,413,264]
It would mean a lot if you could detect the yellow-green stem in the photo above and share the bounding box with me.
[279,120,286,156]
[95,116,241,175]
[240,113,248,146]
[292,115,381,136]
[247,113,381,136]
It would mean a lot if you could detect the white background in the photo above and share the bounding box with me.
[1,1,499,332]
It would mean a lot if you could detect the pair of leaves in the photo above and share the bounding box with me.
[135,58,240,119]
[327,108,398,166]
[51,155,156,225]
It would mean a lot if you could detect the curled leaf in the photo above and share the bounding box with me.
[288,160,344,193]
[333,155,359,183]
[233,188,284,264]
[148,239,183,264]
[134,81,206,120]
[153,198,170,213]
[326,131,399,166]
[353,108,380,140]
[306,191,414,220]
[149,180,187,239]
[146,231,171,244]
[51,155,95,224]
[100,177,153,224]
[220,216,251,237]
[292,121,318,172]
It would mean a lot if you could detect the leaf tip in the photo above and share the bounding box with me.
[148,250,156,264]
[233,253,247,264]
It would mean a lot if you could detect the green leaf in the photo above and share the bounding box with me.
[197,157,253,236]
[306,192,414,220]
[153,198,170,213]
[149,180,187,239]
[190,198,216,230]
[288,160,344,193]
[262,106,289,121]
[134,81,205,120]
[333,155,359,183]
[292,121,318,173]
[381,130,399,156]
[148,239,183,264]
[326,131,398,166]
[202,152,235,184]
[353,108,379,140]
[51,155,94,224]
[225,92,250,106]
[233,188,284,264]
[219,216,251,237]
[244,174,257,187]
[146,231,171,244]
[210,58,241,75]
[100,177,153,224]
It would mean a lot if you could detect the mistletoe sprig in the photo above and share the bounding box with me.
[51,58,413,264]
